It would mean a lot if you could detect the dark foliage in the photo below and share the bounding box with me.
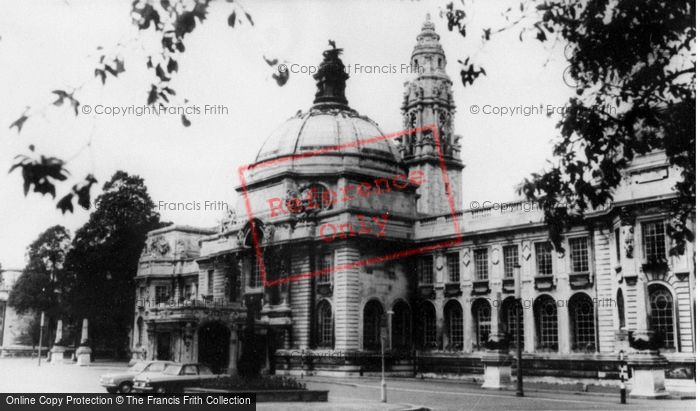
[445,0,695,254]
[200,375,306,391]
[64,171,163,356]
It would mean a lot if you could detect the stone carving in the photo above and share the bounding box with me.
[262,224,276,244]
[175,239,187,258]
[491,248,500,265]
[435,254,444,271]
[236,229,246,247]
[624,226,635,258]
[149,236,169,257]
[462,249,471,267]
[219,208,237,234]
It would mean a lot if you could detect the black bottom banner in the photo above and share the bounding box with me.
[2,394,256,411]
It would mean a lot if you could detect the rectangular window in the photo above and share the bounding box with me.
[503,245,519,278]
[207,270,214,296]
[642,220,666,261]
[474,248,489,281]
[418,255,434,284]
[446,252,460,283]
[318,252,333,284]
[535,242,553,276]
[614,228,621,263]
[569,237,589,273]
[251,258,263,288]
[155,285,170,305]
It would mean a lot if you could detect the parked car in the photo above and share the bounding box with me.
[100,360,173,393]
[132,363,224,393]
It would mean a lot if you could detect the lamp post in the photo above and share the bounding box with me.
[380,310,393,403]
[514,263,524,397]
[37,311,45,366]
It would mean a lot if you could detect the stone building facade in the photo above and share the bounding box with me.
[0,268,42,357]
[132,16,695,382]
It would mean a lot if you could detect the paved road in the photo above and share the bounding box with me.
[302,376,696,411]
[0,358,125,393]
[0,359,694,410]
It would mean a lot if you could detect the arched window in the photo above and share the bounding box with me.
[316,300,333,348]
[418,301,437,349]
[301,183,333,212]
[363,300,384,350]
[391,301,411,350]
[472,299,491,349]
[616,289,625,329]
[534,295,558,351]
[444,300,463,350]
[501,298,523,349]
[649,285,675,349]
[570,293,596,352]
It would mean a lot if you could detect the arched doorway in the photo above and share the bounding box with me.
[198,322,230,374]
[363,300,384,350]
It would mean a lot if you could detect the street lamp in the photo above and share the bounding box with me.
[37,311,45,366]
[380,309,393,403]
[514,263,524,397]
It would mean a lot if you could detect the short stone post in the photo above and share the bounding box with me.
[481,331,512,389]
[49,319,66,364]
[481,293,512,389]
[75,318,93,366]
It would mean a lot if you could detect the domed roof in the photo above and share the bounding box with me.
[255,106,400,163]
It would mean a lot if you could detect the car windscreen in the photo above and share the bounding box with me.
[162,365,182,375]
[144,362,167,372]
[128,362,148,373]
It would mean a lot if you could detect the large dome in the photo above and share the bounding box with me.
[255,106,400,164]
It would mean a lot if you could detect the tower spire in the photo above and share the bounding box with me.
[399,16,463,215]
[313,41,349,107]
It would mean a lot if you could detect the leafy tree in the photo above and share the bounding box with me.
[65,171,164,356]
[444,0,695,254]
[7,0,284,214]
[8,225,72,320]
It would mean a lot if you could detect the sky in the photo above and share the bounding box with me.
[0,0,573,269]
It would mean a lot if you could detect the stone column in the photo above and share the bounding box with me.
[463,297,473,352]
[291,250,312,349]
[558,301,571,354]
[334,243,361,350]
[523,296,535,353]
